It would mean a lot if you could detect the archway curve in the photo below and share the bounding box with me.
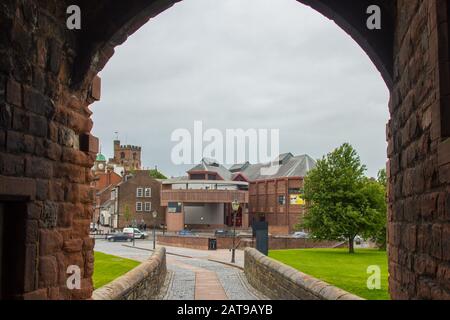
[71,0,395,91]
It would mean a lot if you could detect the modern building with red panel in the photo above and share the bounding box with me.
[162,154,316,234]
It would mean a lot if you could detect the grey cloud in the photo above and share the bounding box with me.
[92,0,389,178]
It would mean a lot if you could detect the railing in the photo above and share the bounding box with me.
[161,189,248,205]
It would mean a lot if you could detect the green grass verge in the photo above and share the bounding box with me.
[269,248,389,300]
[93,251,140,289]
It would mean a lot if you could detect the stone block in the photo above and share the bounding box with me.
[39,256,58,288]
[90,76,101,101]
[6,78,21,106]
[39,229,63,256]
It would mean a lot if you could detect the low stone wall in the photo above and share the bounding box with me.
[157,235,212,250]
[244,237,343,250]
[157,235,248,250]
[244,248,363,300]
[92,247,167,300]
[157,235,341,251]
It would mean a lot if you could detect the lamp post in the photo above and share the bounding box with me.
[152,210,158,250]
[231,199,240,264]
[132,219,137,247]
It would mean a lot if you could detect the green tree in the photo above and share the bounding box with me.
[377,168,387,186]
[123,205,131,226]
[148,169,167,179]
[301,143,383,253]
[363,168,388,250]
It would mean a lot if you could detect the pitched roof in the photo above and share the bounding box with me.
[185,154,316,182]
[188,158,233,180]
[229,162,250,173]
[241,155,316,181]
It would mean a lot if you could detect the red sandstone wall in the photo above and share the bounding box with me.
[0,2,97,299]
[387,0,450,299]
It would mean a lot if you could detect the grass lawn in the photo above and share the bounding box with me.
[269,248,389,300]
[93,251,140,289]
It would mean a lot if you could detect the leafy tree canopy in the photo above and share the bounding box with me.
[301,143,386,253]
[148,169,167,180]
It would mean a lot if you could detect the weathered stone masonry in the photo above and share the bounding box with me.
[0,0,100,300]
[244,248,363,300]
[0,0,448,299]
[387,0,450,300]
[92,247,166,300]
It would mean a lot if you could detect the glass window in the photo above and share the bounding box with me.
[168,202,182,213]
[136,188,143,197]
[145,202,151,212]
[278,195,286,205]
[136,202,143,212]
[145,188,151,197]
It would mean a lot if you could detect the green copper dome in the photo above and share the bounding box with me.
[96,153,106,162]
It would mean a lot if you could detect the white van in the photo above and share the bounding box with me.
[123,228,148,239]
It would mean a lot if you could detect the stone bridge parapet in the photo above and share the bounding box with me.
[244,248,363,300]
[92,247,166,300]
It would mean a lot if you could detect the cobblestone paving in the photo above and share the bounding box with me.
[163,264,196,300]
[94,239,265,300]
[165,256,263,300]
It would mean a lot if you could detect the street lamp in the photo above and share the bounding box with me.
[231,199,240,264]
[152,210,158,250]
[132,219,137,247]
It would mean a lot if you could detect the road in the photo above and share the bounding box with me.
[94,239,266,300]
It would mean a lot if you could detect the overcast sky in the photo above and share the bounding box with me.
[92,0,389,178]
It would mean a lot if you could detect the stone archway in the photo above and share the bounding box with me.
[0,0,449,300]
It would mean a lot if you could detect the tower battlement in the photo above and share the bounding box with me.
[111,139,142,172]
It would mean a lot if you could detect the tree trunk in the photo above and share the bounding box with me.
[348,237,355,254]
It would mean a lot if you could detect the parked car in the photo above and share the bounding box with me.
[107,233,133,242]
[123,228,148,239]
[214,229,238,237]
[292,231,309,239]
[354,235,363,245]
[178,229,195,236]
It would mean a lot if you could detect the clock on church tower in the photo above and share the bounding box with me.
[94,153,107,173]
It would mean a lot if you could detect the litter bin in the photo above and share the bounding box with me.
[208,238,217,250]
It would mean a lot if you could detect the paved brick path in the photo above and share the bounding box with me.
[195,271,228,300]
[94,239,265,300]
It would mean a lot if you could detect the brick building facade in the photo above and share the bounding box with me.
[0,0,449,300]
[249,177,306,234]
[91,158,122,226]
[162,155,313,233]
[112,171,164,230]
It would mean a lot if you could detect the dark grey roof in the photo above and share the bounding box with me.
[186,154,316,182]
[188,158,233,180]
[229,162,250,173]
[274,153,294,164]
[233,154,316,181]
[101,199,114,208]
